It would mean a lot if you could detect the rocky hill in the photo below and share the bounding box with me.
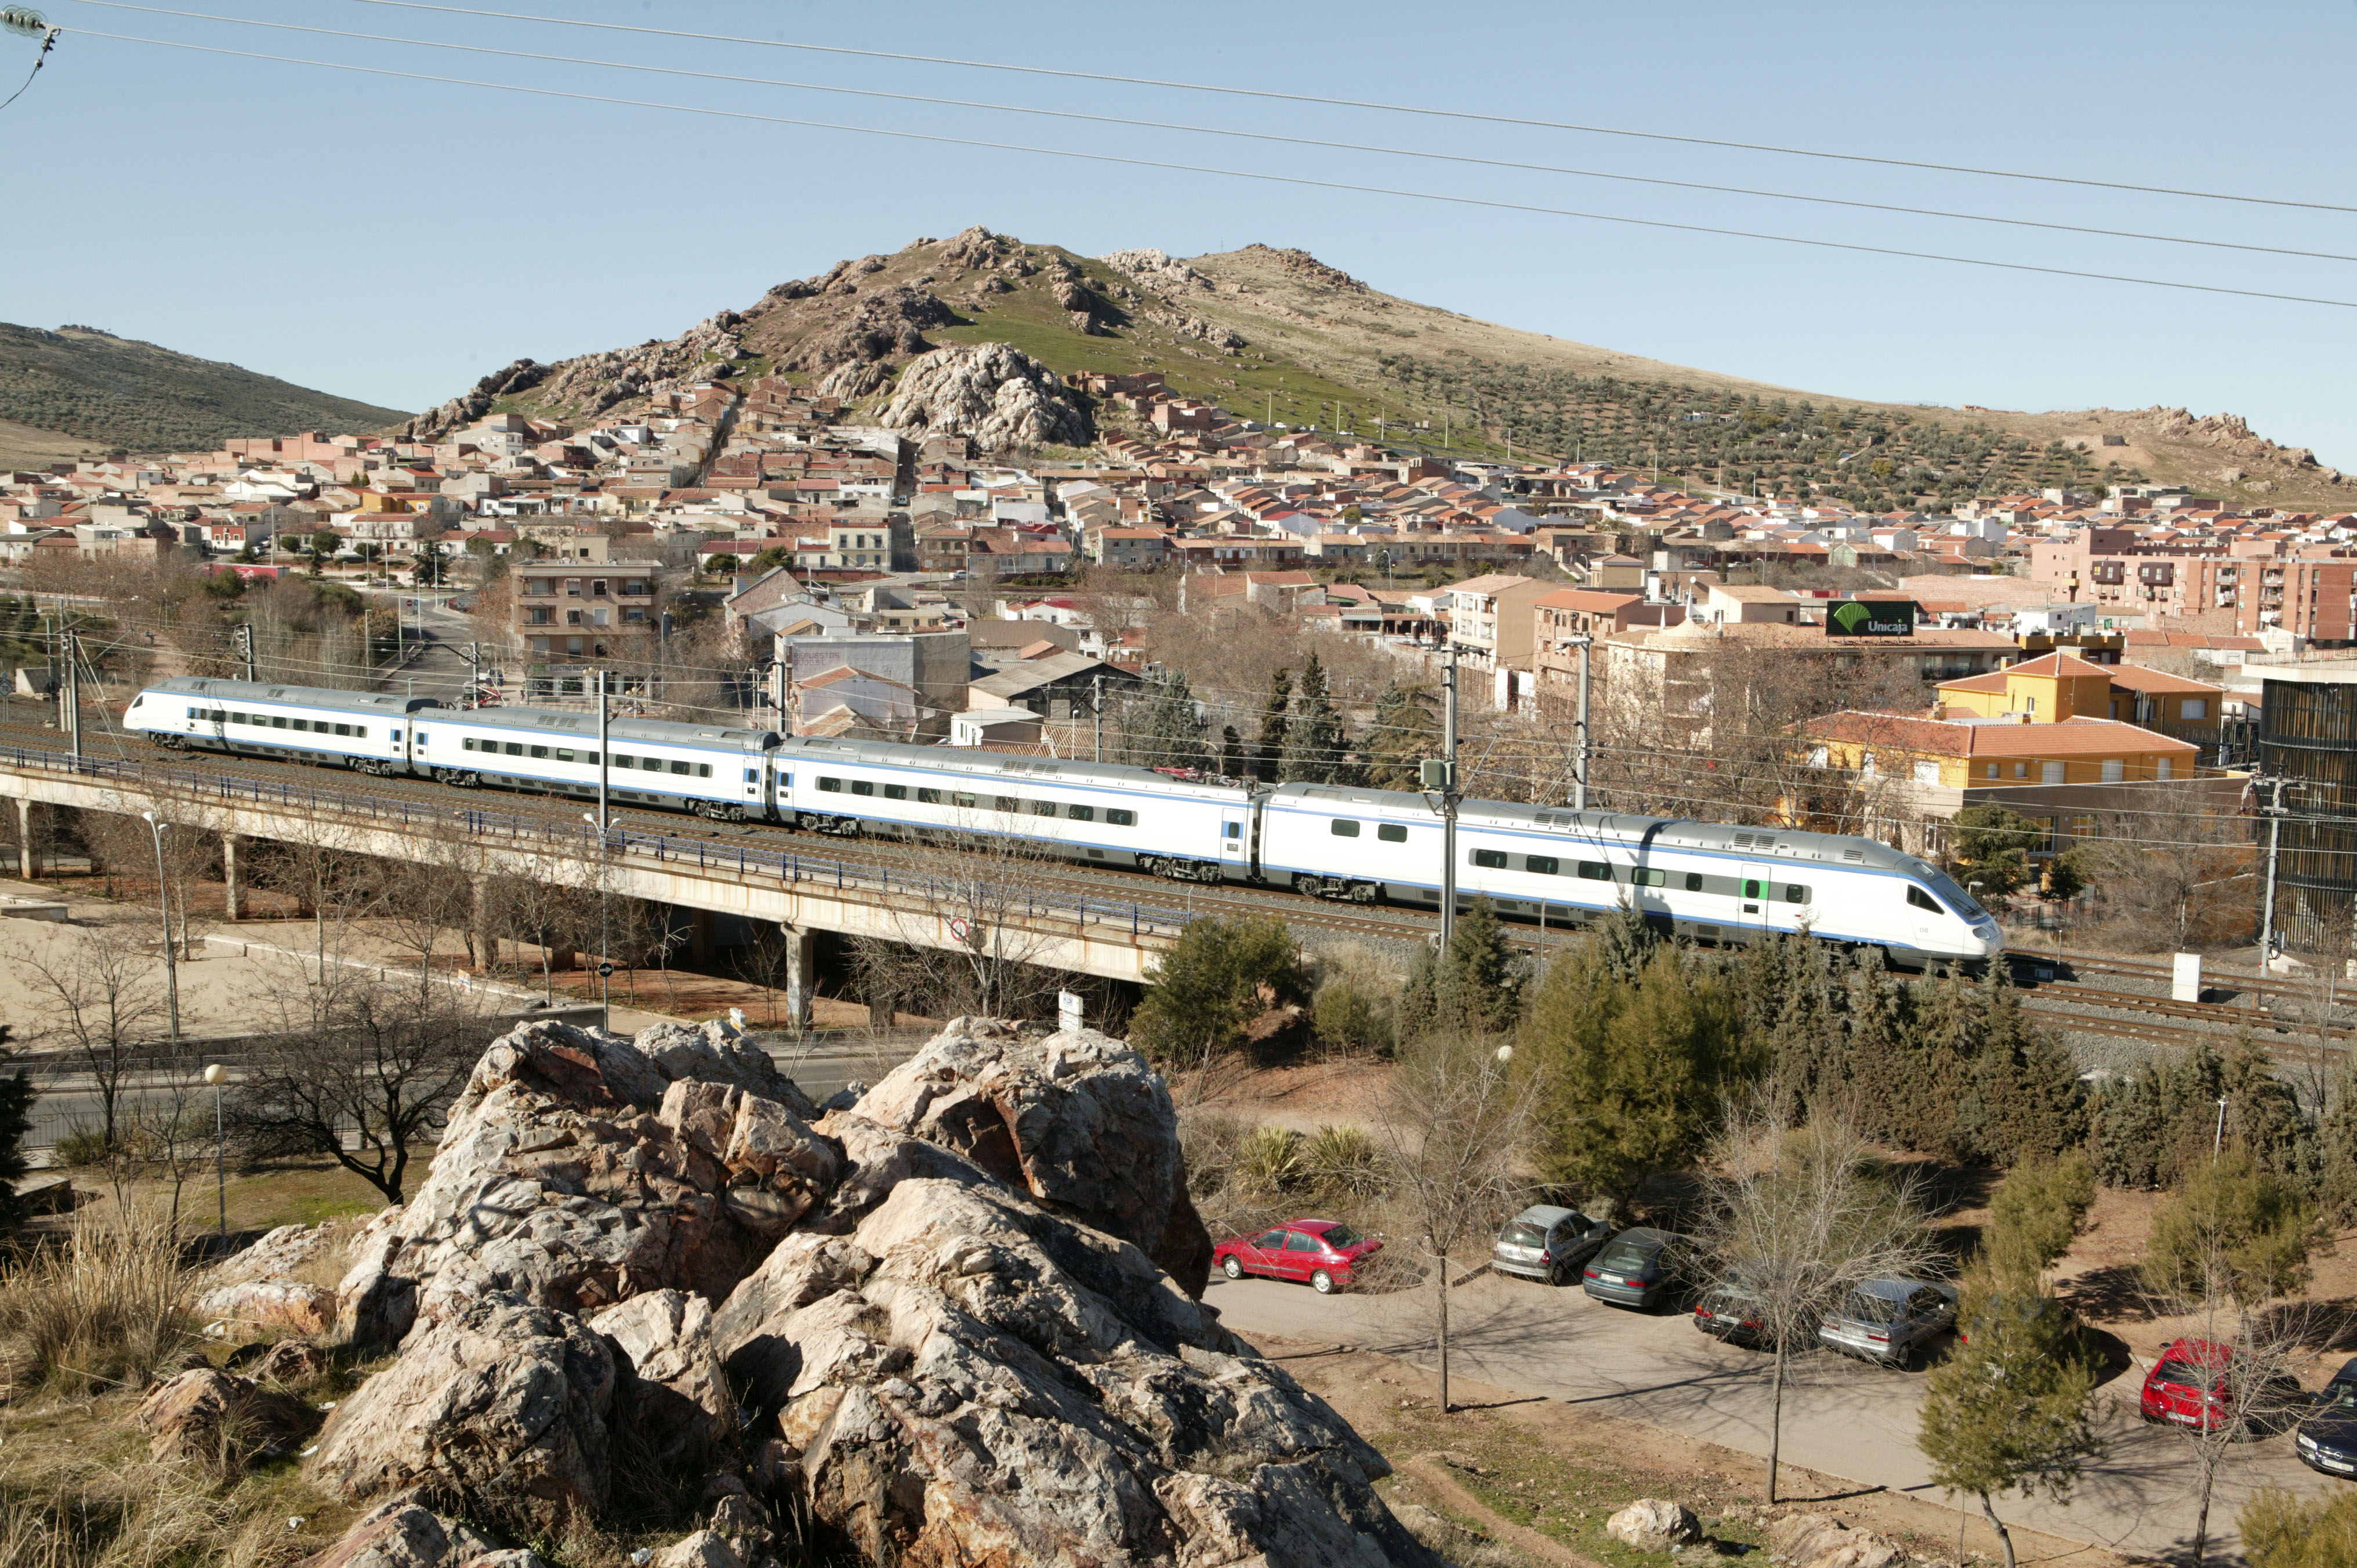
[420,225,2354,509]
[0,322,409,461]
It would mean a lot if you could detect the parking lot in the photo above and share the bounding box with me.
[1209,1264,2337,1561]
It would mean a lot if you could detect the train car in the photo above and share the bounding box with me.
[124,677,437,774]
[409,707,778,818]
[774,735,1254,881]
[1262,781,2001,970]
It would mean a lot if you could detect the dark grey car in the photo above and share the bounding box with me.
[1819,1279,1958,1368]
[1580,1227,1692,1310]
[1491,1204,1612,1286]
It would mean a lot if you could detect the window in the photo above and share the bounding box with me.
[1031,799,1057,817]
[2069,814,2097,840]
[1578,861,1611,881]
[271,716,287,728]
[1331,819,1362,837]
[1907,885,1941,913]
[851,779,875,796]
[1378,823,1407,843]
[698,764,712,778]
[505,743,524,756]
[1106,808,1136,827]
[2100,758,2125,783]
[1785,885,1811,905]
[954,792,978,809]
[995,796,1020,814]
[2014,761,2028,778]
[884,783,906,800]
[1685,872,1704,892]
[669,760,690,776]
[818,776,843,792]
[1069,804,1095,821]
[1913,760,1942,786]
[1471,848,1507,868]
[557,750,575,763]
[291,718,310,732]
[1525,855,1558,876]
[1743,879,1765,900]
[2040,761,2066,785]
[612,754,634,769]
[356,726,369,739]
[229,712,246,724]
[463,737,477,752]
[530,745,549,759]
[1633,868,1667,888]
[918,788,942,804]
[1986,763,2000,779]
[2182,698,2207,720]
[2157,758,2173,781]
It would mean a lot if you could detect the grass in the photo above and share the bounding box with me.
[0,1206,201,1397]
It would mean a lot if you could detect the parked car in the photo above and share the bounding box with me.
[1694,1283,1782,1349]
[2298,1358,2357,1477]
[1491,1204,1611,1286]
[1213,1220,1381,1295]
[1819,1279,1958,1369]
[2144,1338,2307,1435]
[1581,1227,1692,1311]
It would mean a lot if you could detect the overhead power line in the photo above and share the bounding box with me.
[66,1,2357,267]
[327,0,2357,218]
[67,28,2357,312]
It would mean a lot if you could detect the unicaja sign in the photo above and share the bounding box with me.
[1825,598,1916,637]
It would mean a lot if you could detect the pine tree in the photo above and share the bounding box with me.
[1253,667,1292,782]
[1361,681,1441,791]
[1590,903,1658,985]
[1955,967,2087,1166]
[1433,896,1522,1034]
[1115,673,1213,774]
[1219,725,1246,781]
[1278,652,1354,785]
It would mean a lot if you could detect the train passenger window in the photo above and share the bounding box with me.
[333,724,351,737]
[954,792,978,809]
[559,751,576,764]
[918,788,942,804]
[356,727,368,739]
[1743,879,1764,899]
[530,746,549,759]
[1633,868,1667,888]
[1785,885,1812,905]
[1525,855,1558,876]
[1471,848,1507,869]
[463,738,476,751]
[184,706,199,719]
[1331,819,1361,837]
[1578,862,1611,881]
[1106,808,1136,827]
[670,760,691,776]
[818,777,843,792]
[1031,800,1057,817]
[995,796,1020,813]
[884,783,906,800]
[505,743,524,757]
[1685,872,1704,892]
[271,716,287,727]
[1906,885,1941,913]
[1068,804,1094,821]
[229,713,244,724]
[1378,824,1407,843]
[291,719,309,732]
[1224,822,1241,840]
[851,779,875,796]
[698,764,712,778]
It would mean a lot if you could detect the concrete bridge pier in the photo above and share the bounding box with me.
[222,832,244,921]
[782,923,815,1031]
[15,796,36,879]
[472,874,498,971]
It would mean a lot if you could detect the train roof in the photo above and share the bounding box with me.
[1268,781,1923,873]
[777,734,1250,797]
[142,677,437,716]
[426,705,778,753]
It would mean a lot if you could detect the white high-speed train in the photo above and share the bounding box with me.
[125,676,2003,970]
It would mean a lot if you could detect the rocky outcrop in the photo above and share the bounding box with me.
[1099,247,1210,293]
[310,1296,618,1535]
[778,286,953,375]
[136,1367,319,1471]
[879,343,1092,451]
[201,1277,337,1337]
[301,1498,547,1568]
[201,1217,375,1336]
[590,1289,738,1475]
[403,360,552,440]
[1768,1512,1908,1568]
[337,1019,828,1346]
[711,1149,1424,1567]
[851,1019,1212,1295]
[1607,1499,1701,1552]
[2113,405,2354,487]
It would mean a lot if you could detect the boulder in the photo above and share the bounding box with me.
[200,1277,337,1337]
[651,1533,739,1568]
[337,1019,834,1345]
[879,343,1093,451]
[249,1338,330,1384]
[1769,1512,1907,1568]
[209,1222,341,1287]
[300,1500,547,1568]
[308,1295,617,1535]
[851,1018,1213,1295]
[589,1289,737,1473]
[135,1367,319,1471]
[1607,1499,1702,1552]
[711,1139,1430,1567]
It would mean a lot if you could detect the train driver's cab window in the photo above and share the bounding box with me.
[1906,885,1942,913]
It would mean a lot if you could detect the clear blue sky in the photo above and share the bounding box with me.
[10,0,2355,467]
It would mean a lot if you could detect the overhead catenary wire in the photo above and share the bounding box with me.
[63,26,2357,313]
[64,0,2357,268]
[326,0,2357,219]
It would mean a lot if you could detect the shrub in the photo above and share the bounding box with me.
[1301,1124,1385,1199]
[1130,915,1307,1071]
[2243,1486,2357,1568]
[1231,1125,1306,1196]
[2143,1147,2324,1309]
[1312,979,1393,1058]
[53,1125,111,1168]
[0,1206,200,1393]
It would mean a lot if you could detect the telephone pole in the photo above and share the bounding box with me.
[1570,634,1593,811]
[60,625,79,761]
[1092,673,1104,763]
[2258,775,2287,972]
[1423,642,1463,950]
[234,622,255,682]
[596,667,610,833]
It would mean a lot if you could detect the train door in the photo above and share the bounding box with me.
[1737,862,1775,938]
[1220,805,1248,872]
[742,757,764,813]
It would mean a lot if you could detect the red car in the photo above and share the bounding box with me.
[2141,1338,2302,1433]
[1213,1220,1380,1294]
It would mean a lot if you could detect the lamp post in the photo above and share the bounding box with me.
[140,811,180,1040]
[583,813,610,1031]
[203,1062,226,1236]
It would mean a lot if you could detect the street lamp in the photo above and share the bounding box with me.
[583,813,610,1031]
[203,1062,226,1236]
[140,811,180,1040]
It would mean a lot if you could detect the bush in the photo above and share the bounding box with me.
[2142,1147,2324,1309]
[2243,1486,2357,1568]
[0,1206,200,1393]
[1130,916,1307,1071]
[1231,1125,1306,1196]
[1312,979,1393,1057]
[52,1124,110,1168]
[1301,1124,1385,1199]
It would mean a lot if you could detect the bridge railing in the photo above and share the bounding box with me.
[0,742,1198,945]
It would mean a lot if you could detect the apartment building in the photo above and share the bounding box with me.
[512,538,658,665]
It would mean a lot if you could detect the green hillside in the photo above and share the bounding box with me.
[0,323,409,457]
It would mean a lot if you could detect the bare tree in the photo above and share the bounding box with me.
[2068,801,2256,952]
[1368,1032,1539,1414]
[1689,1097,1943,1503]
[253,826,382,993]
[369,823,484,1003]
[8,914,169,1149]
[233,977,492,1203]
[846,823,1090,1023]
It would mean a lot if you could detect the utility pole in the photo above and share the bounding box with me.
[61,625,79,761]
[234,621,255,682]
[1092,672,1104,763]
[1423,642,1463,950]
[1571,634,1593,811]
[141,811,180,1040]
[596,667,610,833]
[2258,776,2287,972]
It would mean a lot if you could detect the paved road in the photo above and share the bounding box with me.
[1208,1267,2342,1561]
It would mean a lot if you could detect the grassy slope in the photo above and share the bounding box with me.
[0,323,411,459]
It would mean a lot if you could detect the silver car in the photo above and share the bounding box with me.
[1819,1278,1958,1368]
[1490,1204,1612,1286]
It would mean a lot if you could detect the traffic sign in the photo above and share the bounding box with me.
[597,961,615,978]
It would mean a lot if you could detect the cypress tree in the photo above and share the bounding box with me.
[1361,681,1441,791]
[1279,652,1354,785]
[1253,667,1292,782]
[1115,673,1213,774]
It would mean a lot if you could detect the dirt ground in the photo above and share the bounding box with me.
[1255,1333,2127,1568]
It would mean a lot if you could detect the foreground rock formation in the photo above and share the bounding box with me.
[879,342,1093,451]
[301,1016,1430,1566]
